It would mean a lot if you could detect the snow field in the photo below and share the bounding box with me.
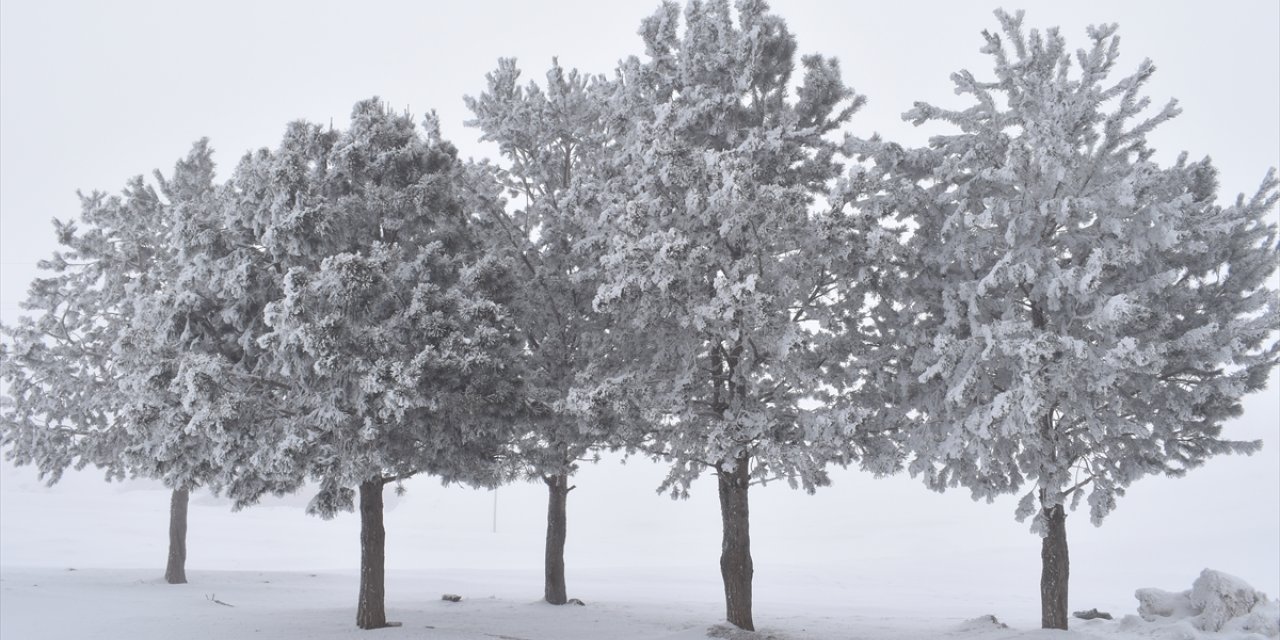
[3,445,1277,638]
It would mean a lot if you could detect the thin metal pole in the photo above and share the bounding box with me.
[492,488,498,534]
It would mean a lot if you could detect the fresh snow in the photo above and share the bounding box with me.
[3,450,1276,639]
[3,566,1275,639]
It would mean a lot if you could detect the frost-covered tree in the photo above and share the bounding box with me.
[860,11,1280,629]
[249,99,527,629]
[0,142,234,584]
[465,58,619,605]
[584,1,890,630]
[122,139,319,564]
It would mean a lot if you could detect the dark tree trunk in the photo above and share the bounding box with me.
[717,455,754,631]
[164,488,189,585]
[1040,504,1069,630]
[543,473,572,605]
[357,479,388,630]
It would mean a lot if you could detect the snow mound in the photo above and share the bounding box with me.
[1137,589,1197,621]
[706,624,789,639]
[951,614,1009,632]
[1132,569,1278,638]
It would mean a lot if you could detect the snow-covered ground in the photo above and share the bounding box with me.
[2,387,1277,640]
[1,563,1274,639]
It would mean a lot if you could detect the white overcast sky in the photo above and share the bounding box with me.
[2,0,1277,314]
[1,0,1277,593]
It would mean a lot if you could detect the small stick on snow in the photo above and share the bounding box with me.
[206,593,235,607]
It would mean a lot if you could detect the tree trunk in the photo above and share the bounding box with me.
[357,479,388,630]
[164,488,189,584]
[543,473,572,605]
[717,455,754,631]
[1040,504,1069,630]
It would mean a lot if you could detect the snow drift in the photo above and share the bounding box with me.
[1130,569,1278,638]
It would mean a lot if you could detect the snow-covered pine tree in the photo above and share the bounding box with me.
[465,57,619,605]
[123,140,317,548]
[119,140,225,585]
[252,99,527,630]
[584,1,890,630]
[857,11,1280,629]
[0,142,228,584]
